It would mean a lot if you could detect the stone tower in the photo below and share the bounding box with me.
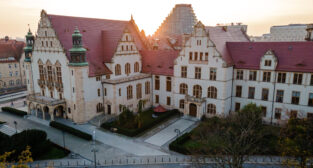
[24,29,35,94]
[153,4,197,37]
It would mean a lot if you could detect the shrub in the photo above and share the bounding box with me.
[169,132,191,154]
[50,121,92,140]
[1,107,27,116]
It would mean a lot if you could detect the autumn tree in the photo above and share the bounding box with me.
[0,146,33,168]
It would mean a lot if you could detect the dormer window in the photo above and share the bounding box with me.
[264,60,272,66]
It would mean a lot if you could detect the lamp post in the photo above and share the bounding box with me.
[91,130,98,168]
[13,121,17,134]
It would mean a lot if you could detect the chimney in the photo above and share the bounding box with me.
[4,36,9,42]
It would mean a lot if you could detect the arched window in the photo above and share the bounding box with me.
[134,62,139,72]
[96,103,104,112]
[207,86,217,99]
[193,85,202,98]
[125,63,131,75]
[115,64,121,76]
[179,83,188,94]
[179,99,184,109]
[127,85,133,99]
[136,83,142,99]
[207,104,216,114]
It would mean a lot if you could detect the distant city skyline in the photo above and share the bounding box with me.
[1,0,313,38]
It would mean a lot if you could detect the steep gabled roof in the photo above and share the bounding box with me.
[0,39,25,61]
[48,14,146,76]
[205,26,250,66]
[227,42,313,72]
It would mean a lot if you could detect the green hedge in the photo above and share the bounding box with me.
[1,107,27,116]
[50,121,92,141]
[102,109,179,137]
[169,132,191,154]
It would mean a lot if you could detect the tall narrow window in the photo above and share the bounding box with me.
[235,102,240,112]
[125,63,131,75]
[277,72,286,83]
[291,91,300,105]
[207,104,216,114]
[181,66,187,78]
[167,97,171,105]
[236,70,243,80]
[179,99,184,109]
[193,85,202,98]
[115,64,121,76]
[155,76,160,90]
[261,88,269,101]
[275,108,282,119]
[194,52,198,60]
[248,87,255,99]
[56,66,62,83]
[293,73,303,85]
[155,95,159,104]
[134,62,139,72]
[39,65,45,80]
[166,77,171,92]
[236,86,242,97]
[308,93,313,106]
[263,72,271,82]
[189,52,192,60]
[127,85,133,100]
[249,71,257,81]
[47,65,53,81]
[136,83,142,99]
[145,81,150,94]
[179,83,188,94]
[205,52,209,61]
[276,90,284,103]
[207,86,217,99]
[199,52,203,61]
[195,67,201,79]
[97,89,100,97]
[210,68,217,80]
[310,74,313,86]
[261,106,267,117]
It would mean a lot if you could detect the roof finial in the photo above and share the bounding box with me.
[131,14,134,22]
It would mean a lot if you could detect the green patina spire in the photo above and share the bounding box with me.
[69,26,88,66]
[24,28,34,62]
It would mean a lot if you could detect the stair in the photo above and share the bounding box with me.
[0,125,19,136]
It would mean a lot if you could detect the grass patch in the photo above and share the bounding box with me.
[102,108,179,137]
[36,142,70,160]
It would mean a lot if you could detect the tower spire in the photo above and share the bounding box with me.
[24,28,34,62]
[69,26,88,66]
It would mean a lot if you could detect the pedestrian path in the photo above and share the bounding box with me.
[0,124,20,136]
[55,118,168,156]
[26,115,50,126]
[144,117,196,147]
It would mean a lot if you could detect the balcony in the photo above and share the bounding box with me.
[27,93,65,106]
[185,95,206,103]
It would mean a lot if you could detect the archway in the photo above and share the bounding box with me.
[29,102,35,115]
[54,105,65,119]
[36,104,43,119]
[43,106,50,120]
[189,103,197,117]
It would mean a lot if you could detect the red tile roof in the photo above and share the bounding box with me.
[48,14,146,76]
[227,42,313,72]
[0,39,25,61]
[205,26,250,66]
[153,105,167,113]
[141,50,180,76]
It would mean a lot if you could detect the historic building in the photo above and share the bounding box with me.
[0,36,26,94]
[25,4,313,124]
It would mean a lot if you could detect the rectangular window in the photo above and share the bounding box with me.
[104,88,107,96]
[235,103,240,112]
[167,97,171,105]
[248,87,255,99]
[119,88,121,96]
[275,108,282,119]
[236,70,243,80]
[166,77,171,92]
[56,67,62,83]
[236,85,242,97]
[195,67,201,79]
[277,72,286,83]
[291,91,300,105]
[155,95,159,104]
[264,60,272,66]
[97,89,100,97]
[210,68,217,80]
[205,52,209,61]
[276,90,284,103]
[136,84,142,99]
[293,73,303,85]
[263,72,271,82]
[199,52,203,60]
[181,66,187,78]
[96,76,101,81]
[310,74,313,86]
[155,76,159,90]
[261,88,269,101]
[189,52,192,60]
[261,106,267,117]
[194,52,198,60]
[145,81,150,94]
[249,71,257,81]
[290,110,298,119]
[308,93,313,106]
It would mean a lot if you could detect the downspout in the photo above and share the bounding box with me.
[270,70,277,124]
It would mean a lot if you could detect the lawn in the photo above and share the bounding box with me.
[36,142,70,160]
[170,117,281,155]
[102,108,179,137]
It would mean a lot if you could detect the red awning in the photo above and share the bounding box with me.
[153,105,166,113]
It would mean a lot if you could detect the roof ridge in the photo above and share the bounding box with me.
[48,14,129,23]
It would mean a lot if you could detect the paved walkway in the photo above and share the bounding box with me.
[144,118,196,146]
[56,118,168,156]
[0,91,27,103]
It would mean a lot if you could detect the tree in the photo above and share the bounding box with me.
[280,118,313,168]
[191,103,265,168]
[0,146,33,168]
[135,99,146,128]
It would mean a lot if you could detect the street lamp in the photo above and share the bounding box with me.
[91,130,98,168]
[13,121,17,134]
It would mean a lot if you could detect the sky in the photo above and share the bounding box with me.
[1,0,313,39]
